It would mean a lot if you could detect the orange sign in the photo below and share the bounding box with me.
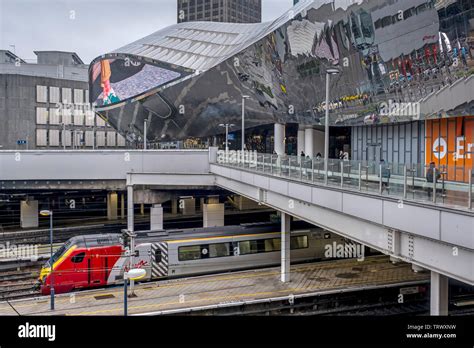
[425,116,474,182]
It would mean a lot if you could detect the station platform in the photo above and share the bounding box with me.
[0,256,429,316]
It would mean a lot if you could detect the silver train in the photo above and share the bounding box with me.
[108,224,354,282]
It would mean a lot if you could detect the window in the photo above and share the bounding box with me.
[36,129,48,146]
[264,238,281,252]
[290,236,309,250]
[62,88,72,103]
[36,107,48,125]
[71,252,86,263]
[209,243,230,258]
[155,249,162,263]
[49,87,60,103]
[178,245,202,261]
[36,85,47,103]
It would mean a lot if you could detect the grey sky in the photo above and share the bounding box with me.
[0,0,294,64]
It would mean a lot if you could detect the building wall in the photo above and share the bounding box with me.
[0,74,126,149]
[351,121,425,165]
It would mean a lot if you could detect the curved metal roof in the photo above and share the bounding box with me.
[107,0,320,72]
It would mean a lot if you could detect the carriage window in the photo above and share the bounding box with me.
[209,243,230,258]
[290,236,309,250]
[71,252,86,263]
[265,238,281,252]
[155,249,162,263]
[178,245,201,261]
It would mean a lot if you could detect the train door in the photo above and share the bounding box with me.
[70,250,88,290]
[151,242,168,279]
[88,248,106,287]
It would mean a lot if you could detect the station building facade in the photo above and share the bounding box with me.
[90,0,474,180]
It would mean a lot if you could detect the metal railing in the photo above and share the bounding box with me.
[217,152,474,211]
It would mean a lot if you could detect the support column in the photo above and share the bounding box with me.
[430,271,449,315]
[199,198,205,212]
[274,123,286,156]
[150,204,164,231]
[297,127,305,159]
[171,199,178,215]
[304,128,314,158]
[305,128,325,158]
[140,203,145,216]
[203,203,225,228]
[281,212,291,283]
[182,197,196,215]
[20,200,39,228]
[120,193,125,219]
[107,192,118,221]
[127,185,134,232]
[207,195,220,204]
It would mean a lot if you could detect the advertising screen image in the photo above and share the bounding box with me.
[90,58,182,107]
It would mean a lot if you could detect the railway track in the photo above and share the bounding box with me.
[0,264,41,301]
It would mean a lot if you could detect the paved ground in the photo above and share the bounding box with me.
[0,256,429,316]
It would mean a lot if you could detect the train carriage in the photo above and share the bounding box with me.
[39,224,358,295]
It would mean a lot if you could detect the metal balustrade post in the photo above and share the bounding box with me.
[403,165,407,199]
[271,155,274,175]
[433,168,437,203]
[311,159,314,183]
[340,161,344,188]
[300,159,303,180]
[358,163,362,191]
[469,169,472,209]
[262,154,265,172]
[379,164,383,194]
[289,158,292,178]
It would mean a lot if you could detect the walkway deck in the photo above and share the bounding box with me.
[0,256,429,316]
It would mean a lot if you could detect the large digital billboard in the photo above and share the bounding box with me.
[90,58,182,107]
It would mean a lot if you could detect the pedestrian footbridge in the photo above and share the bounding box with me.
[0,149,472,313]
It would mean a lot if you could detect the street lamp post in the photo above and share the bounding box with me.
[143,120,147,150]
[324,68,340,185]
[241,95,250,152]
[123,268,146,316]
[219,123,235,153]
[40,210,54,310]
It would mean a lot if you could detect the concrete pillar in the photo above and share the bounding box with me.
[235,195,261,210]
[150,204,164,231]
[171,199,178,215]
[281,212,291,283]
[274,123,286,155]
[182,197,196,215]
[20,200,39,228]
[203,203,225,228]
[140,203,145,216]
[304,128,315,158]
[297,128,305,158]
[430,271,449,315]
[107,192,118,221]
[127,185,134,232]
[207,196,220,204]
[120,193,125,219]
[199,198,205,211]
